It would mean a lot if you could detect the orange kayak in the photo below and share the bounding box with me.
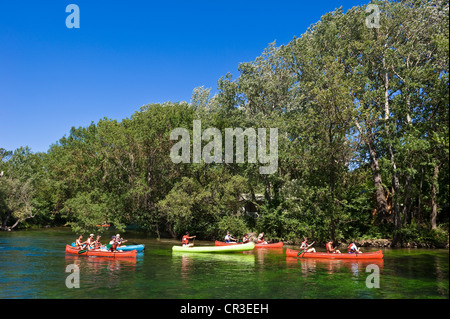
[65,245,137,258]
[215,241,283,248]
[286,248,383,259]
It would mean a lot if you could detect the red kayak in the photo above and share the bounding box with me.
[286,248,383,259]
[215,241,283,248]
[65,245,137,258]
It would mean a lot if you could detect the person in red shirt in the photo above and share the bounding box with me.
[182,232,196,247]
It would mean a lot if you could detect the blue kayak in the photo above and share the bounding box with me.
[117,244,145,252]
[70,242,145,252]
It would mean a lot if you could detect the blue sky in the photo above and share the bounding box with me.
[1,0,368,153]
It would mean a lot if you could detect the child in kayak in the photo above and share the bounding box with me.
[242,233,249,243]
[85,234,95,250]
[108,236,119,252]
[257,232,267,244]
[326,240,341,253]
[182,232,196,247]
[115,234,127,247]
[93,235,102,250]
[75,235,86,250]
[300,237,316,253]
[348,240,363,253]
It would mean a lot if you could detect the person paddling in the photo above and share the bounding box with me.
[300,237,316,253]
[182,232,196,247]
[115,234,127,247]
[85,234,95,250]
[108,235,119,252]
[224,231,237,243]
[326,240,341,253]
[75,235,86,250]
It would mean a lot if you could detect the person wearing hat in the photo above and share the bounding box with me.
[108,235,119,252]
[115,234,127,247]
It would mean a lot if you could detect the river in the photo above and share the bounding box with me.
[0,228,448,300]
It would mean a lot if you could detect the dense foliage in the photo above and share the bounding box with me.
[1,0,448,246]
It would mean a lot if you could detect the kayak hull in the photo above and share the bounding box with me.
[117,244,145,252]
[215,241,283,248]
[286,248,383,259]
[173,242,255,253]
[65,245,137,258]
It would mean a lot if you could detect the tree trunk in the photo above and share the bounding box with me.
[1,211,11,231]
[368,139,389,220]
[354,122,389,221]
[431,164,440,230]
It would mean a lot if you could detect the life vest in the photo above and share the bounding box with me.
[301,240,308,248]
[348,243,355,252]
[109,242,119,251]
[75,239,83,248]
[182,235,189,245]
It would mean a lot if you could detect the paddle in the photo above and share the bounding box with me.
[297,241,315,256]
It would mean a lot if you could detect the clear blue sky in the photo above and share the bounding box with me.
[1,0,368,153]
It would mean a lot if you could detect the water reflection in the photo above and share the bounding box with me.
[64,255,139,288]
[286,256,384,277]
[172,252,256,281]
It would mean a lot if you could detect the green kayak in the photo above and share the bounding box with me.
[172,242,255,253]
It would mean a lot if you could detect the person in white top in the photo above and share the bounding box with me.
[224,231,237,243]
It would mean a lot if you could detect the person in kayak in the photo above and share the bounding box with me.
[348,240,363,254]
[326,240,341,253]
[300,237,316,253]
[115,234,128,247]
[182,232,196,247]
[85,234,95,250]
[93,235,102,250]
[224,231,237,243]
[108,235,119,252]
[75,235,86,250]
[242,233,249,243]
[257,232,267,244]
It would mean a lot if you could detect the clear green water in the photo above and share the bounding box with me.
[0,228,448,299]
